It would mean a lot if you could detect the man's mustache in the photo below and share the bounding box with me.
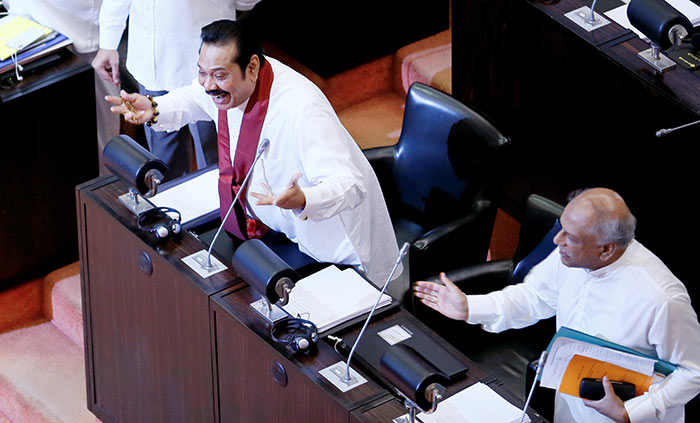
[206,89,229,96]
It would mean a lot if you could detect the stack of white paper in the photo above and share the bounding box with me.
[282,265,392,332]
[149,168,220,225]
[417,382,530,423]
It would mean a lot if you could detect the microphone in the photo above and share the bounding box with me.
[203,138,270,269]
[656,119,700,137]
[342,242,410,384]
[520,350,548,423]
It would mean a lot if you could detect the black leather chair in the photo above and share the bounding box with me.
[364,82,510,309]
[417,194,564,420]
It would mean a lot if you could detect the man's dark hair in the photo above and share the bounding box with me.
[200,18,266,73]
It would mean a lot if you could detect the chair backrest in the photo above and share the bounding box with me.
[511,194,565,284]
[392,83,509,224]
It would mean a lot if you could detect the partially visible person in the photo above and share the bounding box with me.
[104,19,401,285]
[92,0,260,180]
[414,188,700,423]
[5,0,120,174]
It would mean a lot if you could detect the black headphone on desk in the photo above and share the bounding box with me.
[270,317,319,354]
[137,207,182,240]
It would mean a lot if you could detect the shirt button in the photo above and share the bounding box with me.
[302,215,308,221]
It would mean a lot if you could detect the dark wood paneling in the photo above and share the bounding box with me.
[212,284,389,422]
[78,178,241,423]
[1,53,97,288]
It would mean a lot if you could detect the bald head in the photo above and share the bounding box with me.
[554,188,637,270]
[568,188,636,248]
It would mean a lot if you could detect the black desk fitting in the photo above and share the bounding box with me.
[627,0,694,72]
[102,134,167,215]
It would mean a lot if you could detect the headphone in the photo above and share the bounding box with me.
[270,317,319,354]
[137,207,182,240]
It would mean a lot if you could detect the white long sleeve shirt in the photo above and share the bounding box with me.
[98,0,260,90]
[467,240,700,423]
[153,57,401,286]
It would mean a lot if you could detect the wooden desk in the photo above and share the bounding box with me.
[77,176,549,423]
[1,50,98,288]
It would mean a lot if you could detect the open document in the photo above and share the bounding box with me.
[417,382,530,423]
[281,265,392,333]
[149,167,219,226]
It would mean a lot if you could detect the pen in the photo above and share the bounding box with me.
[123,99,138,116]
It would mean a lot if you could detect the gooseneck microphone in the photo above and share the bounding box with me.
[203,138,270,269]
[520,350,548,423]
[656,119,700,137]
[343,242,410,384]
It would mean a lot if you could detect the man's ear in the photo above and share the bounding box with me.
[600,242,617,261]
[247,54,260,81]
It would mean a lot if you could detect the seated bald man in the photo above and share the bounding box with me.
[414,188,700,423]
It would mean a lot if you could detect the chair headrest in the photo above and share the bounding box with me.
[512,219,562,284]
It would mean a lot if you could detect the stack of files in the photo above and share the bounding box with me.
[417,382,530,423]
[281,265,392,333]
[0,14,71,75]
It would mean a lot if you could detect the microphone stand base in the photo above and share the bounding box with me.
[182,249,228,278]
[250,299,287,323]
[565,6,610,32]
[638,48,676,73]
[118,191,154,215]
[319,361,367,392]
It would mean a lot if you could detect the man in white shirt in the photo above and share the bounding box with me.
[4,0,120,174]
[414,188,700,422]
[104,19,400,286]
[92,0,260,180]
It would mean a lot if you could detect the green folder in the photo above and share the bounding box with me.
[546,326,677,376]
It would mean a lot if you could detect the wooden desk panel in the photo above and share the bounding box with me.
[77,177,241,423]
[1,51,97,288]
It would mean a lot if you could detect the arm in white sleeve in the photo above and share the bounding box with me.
[98,0,130,50]
[625,296,700,422]
[296,109,367,221]
[466,249,561,333]
[150,80,213,132]
[234,0,263,11]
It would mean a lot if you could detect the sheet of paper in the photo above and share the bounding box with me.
[417,382,529,423]
[667,0,700,25]
[605,4,648,40]
[282,265,392,332]
[149,168,219,224]
[540,336,656,390]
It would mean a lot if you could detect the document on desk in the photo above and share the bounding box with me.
[149,168,219,225]
[281,265,392,333]
[416,382,530,423]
